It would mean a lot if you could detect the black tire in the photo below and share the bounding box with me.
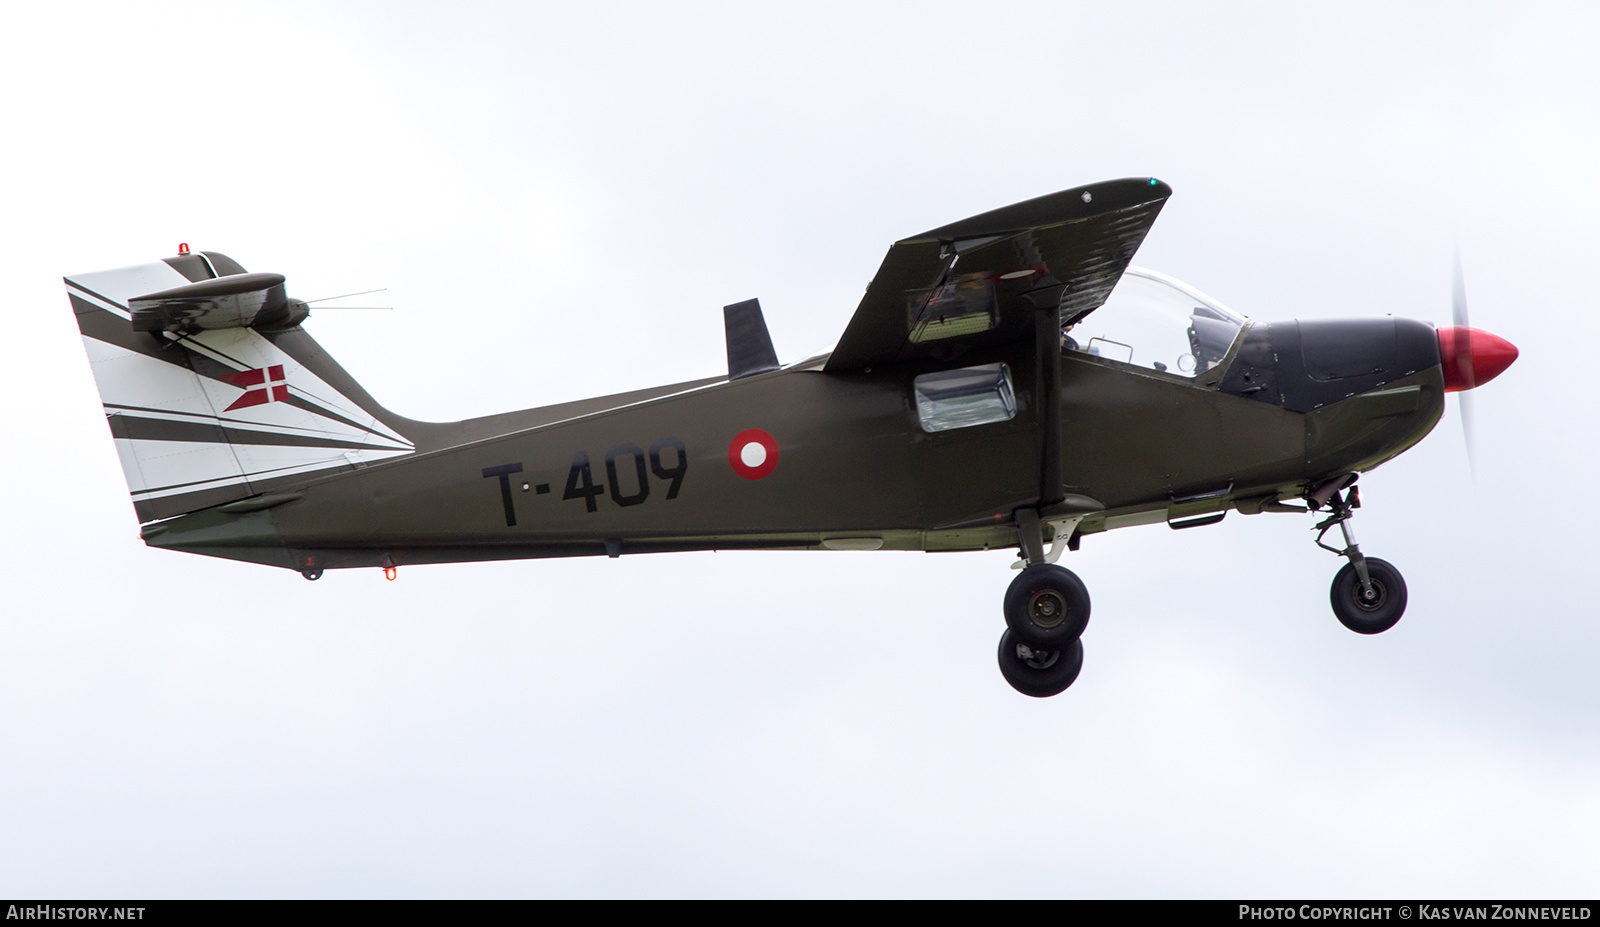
[997,629,1084,698]
[1003,564,1091,647]
[301,569,324,581]
[1330,557,1406,634]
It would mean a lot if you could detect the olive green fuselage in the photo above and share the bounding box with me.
[146,325,1445,572]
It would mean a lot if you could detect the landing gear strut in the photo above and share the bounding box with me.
[1313,482,1407,634]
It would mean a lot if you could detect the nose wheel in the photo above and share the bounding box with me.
[1330,557,1406,634]
[1312,481,1407,634]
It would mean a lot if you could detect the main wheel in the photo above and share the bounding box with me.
[1003,564,1090,647]
[1330,557,1406,634]
[997,629,1084,698]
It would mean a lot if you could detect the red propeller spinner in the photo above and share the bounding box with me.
[1437,326,1518,392]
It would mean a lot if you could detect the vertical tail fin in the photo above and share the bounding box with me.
[66,253,416,523]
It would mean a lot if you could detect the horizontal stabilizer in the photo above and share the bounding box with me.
[130,272,308,334]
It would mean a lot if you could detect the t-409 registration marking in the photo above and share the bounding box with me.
[480,438,688,525]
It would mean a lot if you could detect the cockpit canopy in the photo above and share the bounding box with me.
[1067,267,1247,377]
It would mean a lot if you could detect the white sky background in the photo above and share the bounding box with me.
[1,0,1597,898]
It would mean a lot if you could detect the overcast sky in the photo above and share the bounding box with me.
[2,1,1597,898]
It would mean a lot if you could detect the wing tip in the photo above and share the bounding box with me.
[906,177,1172,244]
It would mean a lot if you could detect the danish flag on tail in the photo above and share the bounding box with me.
[223,365,290,410]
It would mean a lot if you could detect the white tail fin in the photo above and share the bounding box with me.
[67,255,415,523]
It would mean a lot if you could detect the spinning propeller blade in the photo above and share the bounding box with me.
[1438,251,1518,478]
[1451,250,1476,471]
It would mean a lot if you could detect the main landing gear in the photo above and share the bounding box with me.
[997,511,1090,697]
[998,628,1084,698]
[1312,480,1407,634]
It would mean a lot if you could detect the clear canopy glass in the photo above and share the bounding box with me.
[1065,267,1247,377]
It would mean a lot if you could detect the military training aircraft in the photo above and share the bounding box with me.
[65,178,1518,697]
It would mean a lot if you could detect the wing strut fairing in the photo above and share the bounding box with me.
[826,178,1170,515]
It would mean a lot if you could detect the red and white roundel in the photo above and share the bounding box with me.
[728,428,779,480]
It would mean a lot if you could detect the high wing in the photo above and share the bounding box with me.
[824,178,1171,372]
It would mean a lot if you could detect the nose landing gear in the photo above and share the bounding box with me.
[1330,557,1406,634]
[1313,481,1407,634]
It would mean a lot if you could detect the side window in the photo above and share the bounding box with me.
[914,363,1017,433]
